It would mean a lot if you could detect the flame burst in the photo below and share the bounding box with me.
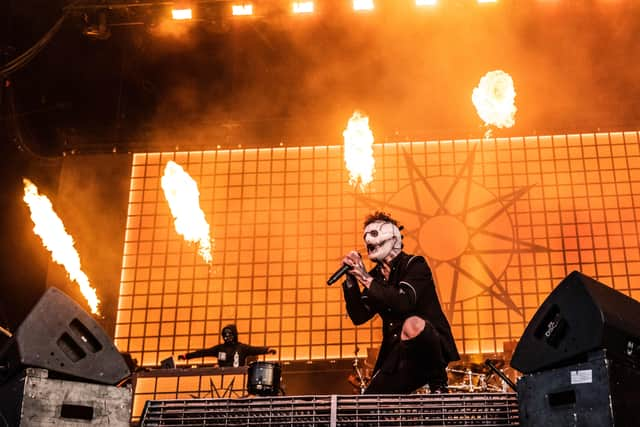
[161,161,213,264]
[22,179,100,314]
[343,111,375,190]
[472,70,517,131]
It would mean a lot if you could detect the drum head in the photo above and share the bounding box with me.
[247,361,281,396]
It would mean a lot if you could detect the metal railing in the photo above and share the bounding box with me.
[141,392,519,426]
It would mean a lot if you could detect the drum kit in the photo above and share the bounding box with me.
[247,361,282,396]
[347,347,377,394]
[445,356,519,393]
[348,344,521,394]
[247,345,521,396]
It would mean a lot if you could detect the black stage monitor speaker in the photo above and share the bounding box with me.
[517,350,639,427]
[160,356,176,369]
[511,271,640,374]
[0,287,130,385]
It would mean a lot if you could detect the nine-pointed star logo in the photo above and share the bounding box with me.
[357,146,550,320]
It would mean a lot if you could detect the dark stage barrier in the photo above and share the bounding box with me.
[139,393,519,426]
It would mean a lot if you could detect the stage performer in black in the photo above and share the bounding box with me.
[340,211,459,394]
[178,324,276,367]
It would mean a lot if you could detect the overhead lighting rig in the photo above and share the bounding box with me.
[60,0,510,38]
[63,1,273,28]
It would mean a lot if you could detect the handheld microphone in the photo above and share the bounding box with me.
[327,263,351,286]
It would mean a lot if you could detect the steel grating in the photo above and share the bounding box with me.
[140,393,519,426]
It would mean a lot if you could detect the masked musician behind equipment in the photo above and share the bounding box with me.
[338,211,460,394]
[178,324,276,367]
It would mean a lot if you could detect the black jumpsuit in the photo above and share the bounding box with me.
[183,324,272,367]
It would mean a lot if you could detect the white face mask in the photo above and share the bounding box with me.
[363,221,402,262]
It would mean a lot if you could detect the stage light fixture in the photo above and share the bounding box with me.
[171,8,193,20]
[292,1,314,14]
[82,10,111,40]
[353,0,374,11]
[232,3,254,15]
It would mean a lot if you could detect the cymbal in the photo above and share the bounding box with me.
[463,353,487,364]
[448,362,489,374]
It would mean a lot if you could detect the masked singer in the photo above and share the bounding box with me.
[336,211,459,394]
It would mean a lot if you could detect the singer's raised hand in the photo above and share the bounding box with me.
[342,251,373,288]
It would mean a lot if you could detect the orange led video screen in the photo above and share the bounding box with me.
[115,131,640,366]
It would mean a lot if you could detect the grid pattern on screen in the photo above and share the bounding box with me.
[115,131,640,365]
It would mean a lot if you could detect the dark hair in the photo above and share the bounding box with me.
[364,211,399,228]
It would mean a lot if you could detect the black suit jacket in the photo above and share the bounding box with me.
[343,252,459,374]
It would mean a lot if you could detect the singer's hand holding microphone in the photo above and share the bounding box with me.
[327,251,372,288]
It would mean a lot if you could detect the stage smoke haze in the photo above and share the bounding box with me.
[1,2,638,156]
[134,3,640,149]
